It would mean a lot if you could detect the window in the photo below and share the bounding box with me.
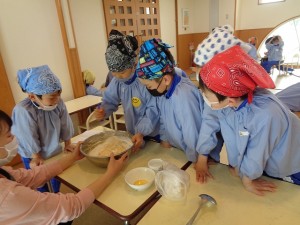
[258,0,285,4]
[258,17,300,64]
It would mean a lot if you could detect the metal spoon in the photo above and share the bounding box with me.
[186,194,217,225]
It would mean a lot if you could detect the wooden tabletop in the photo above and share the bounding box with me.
[138,163,300,225]
[55,127,189,223]
[64,95,101,114]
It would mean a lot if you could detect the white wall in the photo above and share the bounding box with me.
[218,0,235,28]
[69,0,109,89]
[177,0,210,34]
[1,0,299,105]
[236,0,300,30]
[177,0,194,34]
[160,0,177,62]
[0,0,74,103]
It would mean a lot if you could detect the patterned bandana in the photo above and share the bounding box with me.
[200,46,275,103]
[83,70,95,85]
[105,30,138,72]
[136,38,174,80]
[17,65,62,95]
[194,24,251,66]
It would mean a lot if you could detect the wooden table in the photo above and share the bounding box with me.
[138,163,300,225]
[55,126,189,224]
[65,95,101,114]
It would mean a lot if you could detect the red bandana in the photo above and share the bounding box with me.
[199,46,275,103]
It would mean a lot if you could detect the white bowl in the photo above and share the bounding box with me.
[125,167,155,191]
[148,158,164,172]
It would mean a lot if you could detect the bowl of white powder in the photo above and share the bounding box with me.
[80,130,133,167]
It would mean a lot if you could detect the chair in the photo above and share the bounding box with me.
[113,105,125,130]
[77,111,114,134]
[278,53,299,76]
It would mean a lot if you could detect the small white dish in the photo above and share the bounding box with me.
[148,158,164,172]
[124,167,155,191]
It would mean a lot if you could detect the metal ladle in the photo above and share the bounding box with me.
[186,194,217,225]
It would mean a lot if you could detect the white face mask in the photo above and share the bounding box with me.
[0,136,18,166]
[202,93,228,110]
[202,94,218,108]
[32,100,58,111]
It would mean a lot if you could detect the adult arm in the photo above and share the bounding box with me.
[1,144,128,224]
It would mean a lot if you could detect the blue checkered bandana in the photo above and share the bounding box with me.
[136,38,174,80]
[17,65,62,95]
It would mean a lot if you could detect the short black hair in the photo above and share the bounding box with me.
[198,76,227,102]
[0,110,12,134]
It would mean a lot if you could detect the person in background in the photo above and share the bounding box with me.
[195,45,300,196]
[247,36,258,61]
[136,38,223,180]
[94,30,160,151]
[0,109,128,225]
[12,65,74,193]
[83,69,103,96]
[276,82,300,112]
[261,35,284,73]
[83,70,113,97]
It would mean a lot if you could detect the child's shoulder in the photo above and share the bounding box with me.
[249,91,288,124]
[15,98,32,110]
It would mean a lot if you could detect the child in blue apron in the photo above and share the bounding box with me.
[195,46,300,196]
[94,30,160,151]
[12,65,74,193]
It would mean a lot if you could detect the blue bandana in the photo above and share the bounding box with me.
[136,38,174,80]
[17,65,62,95]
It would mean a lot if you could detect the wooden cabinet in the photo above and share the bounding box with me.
[103,0,161,42]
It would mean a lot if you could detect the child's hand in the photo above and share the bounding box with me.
[228,165,239,177]
[242,176,277,196]
[131,133,144,153]
[160,141,172,148]
[194,155,214,183]
[94,108,105,120]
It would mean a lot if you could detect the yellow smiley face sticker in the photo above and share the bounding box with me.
[132,97,141,108]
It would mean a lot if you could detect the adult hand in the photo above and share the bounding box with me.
[106,152,129,178]
[131,133,144,153]
[69,142,84,161]
[59,142,84,171]
[160,140,172,148]
[30,154,44,168]
[64,143,76,153]
[94,108,105,120]
[242,176,277,196]
[194,155,214,183]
